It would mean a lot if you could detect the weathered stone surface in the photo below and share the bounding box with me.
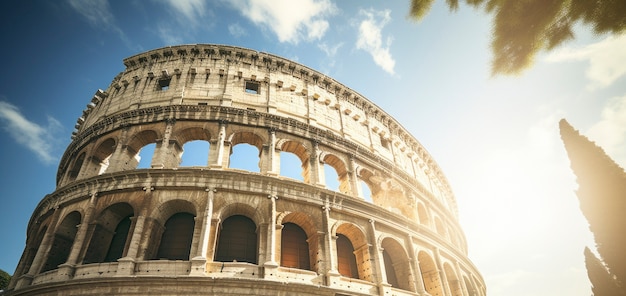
[7,44,485,296]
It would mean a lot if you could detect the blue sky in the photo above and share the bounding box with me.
[1,1,625,295]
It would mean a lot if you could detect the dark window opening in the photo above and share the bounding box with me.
[215,215,258,264]
[281,223,310,270]
[336,234,359,279]
[155,212,195,260]
[245,81,260,94]
[381,137,390,149]
[383,250,399,288]
[158,78,171,91]
[103,215,132,262]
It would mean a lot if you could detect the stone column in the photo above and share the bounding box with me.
[406,235,426,294]
[210,121,227,168]
[117,186,152,276]
[152,118,177,168]
[455,261,470,296]
[264,194,278,267]
[190,188,215,275]
[366,220,387,296]
[310,141,325,187]
[16,206,63,289]
[348,155,362,198]
[434,248,451,296]
[57,192,98,280]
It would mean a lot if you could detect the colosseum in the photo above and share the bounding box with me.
[7,44,485,296]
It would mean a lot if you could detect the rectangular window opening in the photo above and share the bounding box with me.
[245,81,260,94]
[158,78,171,91]
[381,137,390,149]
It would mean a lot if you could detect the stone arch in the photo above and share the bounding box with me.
[279,212,319,272]
[41,211,82,272]
[418,251,444,296]
[434,216,448,239]
[155,212,196,260]
[463,275,476,296]
[214,214,258,264]
[14,217,51,279]
[334,222,372,281]
[90,137,117,175]
[83,202,134,264]
[320,152,350,194]
[143,199,198,260]
[173,127,212,167]
[228,130,265,172]
[152,199,198,226]
[417,202,430,227]
[356,166,382,202]
[66,152,86,182]
[277,139,311,182]
[123,130,160,169]
[444,262,463,296]
[215,202,264,227]
[380,237,414,292]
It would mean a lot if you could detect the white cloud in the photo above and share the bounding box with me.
[161,0,207,21]
[318,42,343,57]
[0,101,63,164]
[356,9,395,75]
[586,94,626,166]
[228,23,247,38]
[157,24,184,45]
[228,0,336,44]
[545,35,626,89]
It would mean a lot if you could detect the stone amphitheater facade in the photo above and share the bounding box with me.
[7,44,485,296]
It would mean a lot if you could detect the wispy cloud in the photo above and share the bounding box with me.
[587,94,626,166]
[228,23,247,38]
[545,35,626,89]
[318,42,343,57]
[0,101,63,164]
[157,23,184,45]
[66,0,140,51]
[228,0,336,44]
[161,0,207,21]
[356,8,395,75]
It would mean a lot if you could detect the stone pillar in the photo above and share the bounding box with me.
[310,141,325,187]
[152,118,177,168]
[264,194,278,267]
[266,128,279,175]
[434,248,451,296]
[366,220,387,296]
[348,155,362,198]
[106,128,131,172]
[455,261,470,296]
[205,218,221,262]
[57,192,98,280]
[406,235,426,294]
[190,188,215,275]
[16,206,63,289]
[210,121,227,168]
[117,186,152,276]
[322,205,339,276]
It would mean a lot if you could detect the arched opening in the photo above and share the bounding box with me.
[324,163,340,191]
[280,222,310,270]
[464,276,476,296]
[336,234,358,279]
[67,152,85,182]
[417,203,430,227]
[155,212,195,260]
[180,140,210,166]
[41,211,81,272]
[418,251,444,296]
[83,203,134,264]
[360,180,373,203]
[215,215,257,264]
[434,217,447,238]
[278,140,309,182]
[336,223,372,282]
[322,154,350,194]
[383,249,400,288]
[444,263,463,296]
[136,143,156,169]
[91,138,116,175]
[380,238,413,291]
[229,143,261,172]
[16,225,48,278]
[280,151,304,181]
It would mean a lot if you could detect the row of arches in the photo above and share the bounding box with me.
[16,194,482,295]
[61,123,463,249]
